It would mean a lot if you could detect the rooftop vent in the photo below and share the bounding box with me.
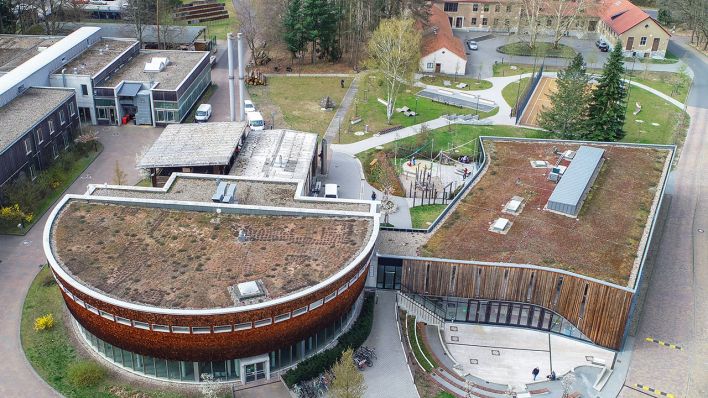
[489,217,511,234]
[144,57,169,73]
[531,160,549,168]
[231,279,268,304]
[504,197,524,214]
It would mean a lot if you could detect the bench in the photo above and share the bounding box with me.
[222,183,237,203]
[457,83,468,89]
[350,117,362,125]
[377,125,403,135]
[568,392,581,398]
[528,388,551,395]
[404,110,418,117]
[211,181,227,202]
[396,106,411,113]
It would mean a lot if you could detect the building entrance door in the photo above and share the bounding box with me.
[652,38,660,51]
[435,63,442,73]
[244,362,266,383]
[108,107,118,125]
[626,37,634,50]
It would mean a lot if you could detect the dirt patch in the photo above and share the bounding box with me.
[361,151,406,197]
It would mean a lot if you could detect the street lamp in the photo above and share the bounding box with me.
[271,111,275,130]
[414,97,418,124]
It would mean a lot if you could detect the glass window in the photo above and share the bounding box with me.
[214,325,232,333]
[309,299,323,310]
[305,336,314,356]
[134,354,144,373]
[325,291,337,303]
[213,360,227,379]
[81,84,88,96]
[235,322,252,331]
[280,346,292,368]
[506,4,512,12]
[24,138,32,154]
[640,37,647,45]
[198,362,212,380]
[275,313,291,323]
[172,325,190,333]
[293,306,307,317]
[254,318,272,328]
[182,361,195,381]
[134,321,150,330]
[192,326,211,334]
[155,358,168,378]
[444,2,458,12]
[495,4,500,12]
[482,18,488,26]
[116,316,131,326]
[69,102,75,116]
[471,17,477,25]
[227,359,240,380]
[472,3,478,11]
[152,324,169,332]
[35,128,43,144]
[59,110,66,125]
[143,356,155,376]
[52,142,58,159]
[63,132,70,149]
[483,4,489,11]
[167,360,181,380]
[123,350,134,369]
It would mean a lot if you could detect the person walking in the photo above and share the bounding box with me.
[340,79,345,88]
[371,191,377,201]
[532,367,540,381]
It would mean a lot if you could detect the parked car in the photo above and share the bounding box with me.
[467,40,478,50]
[596,39,609,52]
[246,111,265,130]
[244,99,256,113]
[324,184,338,198]
[194,104,212,122]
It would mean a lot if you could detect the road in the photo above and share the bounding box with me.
[619,38,708,398]
[0,126,161,397]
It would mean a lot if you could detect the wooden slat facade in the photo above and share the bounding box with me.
[401,259,633,349]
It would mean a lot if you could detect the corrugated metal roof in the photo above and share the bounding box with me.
[0,27,99,97]
[138,122,248,169]
[117,82,142,97]
[547,145,605,208]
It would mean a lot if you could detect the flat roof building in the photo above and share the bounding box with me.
[0,87,79,188]
[0,35,62,74]
[377,138,673,350]
[138,122,248,186]
[44,173,378,384]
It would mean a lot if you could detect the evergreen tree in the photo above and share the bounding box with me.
[301,0,340,63]
[538,53,591,139]
[584,41,627,141]
[0,0,17,34]
[283,0,307,63]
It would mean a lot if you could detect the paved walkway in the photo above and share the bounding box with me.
[361,291,419,398]
[0,125,161,397]
[331,117,450,155]
[324,75,361,142]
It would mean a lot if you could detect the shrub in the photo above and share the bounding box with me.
[0,204,33,228]
[67,361,106,388]
[33,314,55,331]
[283,293,375,387]
[39,269,56,287]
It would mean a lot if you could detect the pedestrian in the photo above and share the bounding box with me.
[371,191,377,201]
[464,167,469,179]
[532,367,540,381]
[340,79,345,88]
[546,370,556,381]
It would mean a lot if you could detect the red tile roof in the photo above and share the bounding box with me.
[601,0,670,35]
[421,6,467,60]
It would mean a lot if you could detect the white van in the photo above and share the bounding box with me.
[244,99,256,113]
[195,104,212,122]
[246,111,265,130]
[324,184,338,198]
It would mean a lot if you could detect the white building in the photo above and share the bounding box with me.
[419,6,467,75]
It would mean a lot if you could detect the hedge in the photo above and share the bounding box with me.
[282,292,375,387]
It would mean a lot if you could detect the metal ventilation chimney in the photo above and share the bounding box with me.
[237,32,246,122]
[227,33,236,122]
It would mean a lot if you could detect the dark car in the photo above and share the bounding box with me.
[596,39,609,52]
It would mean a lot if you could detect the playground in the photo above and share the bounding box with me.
[519,76,556,127]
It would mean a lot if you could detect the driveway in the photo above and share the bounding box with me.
[0,125,161,397]
[620,39,708,398]
[454,32,688,78]
[208,39,249,123]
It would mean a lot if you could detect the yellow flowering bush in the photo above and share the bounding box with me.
[34,314,55,331]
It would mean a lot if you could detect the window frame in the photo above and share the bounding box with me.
[443,2,459,12]
[24,137,32,154]
[81,84,89,96]
[35,128,43,144]
[640,36,647,46]
[69,102,75,116]
[59,110,66,125]
[472,3,478,12]
[48,119,55,134]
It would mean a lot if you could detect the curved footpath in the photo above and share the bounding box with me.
[0,127,162,397]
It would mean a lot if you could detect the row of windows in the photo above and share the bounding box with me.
[77,303,357,382]
[445,2,513,13]
[24,104,74,155]
[56,263,368,334]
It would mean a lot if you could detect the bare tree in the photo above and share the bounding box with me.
[518,0,543,48]
[123,0,156,47]
[366,18,421,123]
[32,0,69,35]
[234,0,274,65]
[545,0,592,48]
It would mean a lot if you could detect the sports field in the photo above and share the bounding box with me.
[519,77,556,127]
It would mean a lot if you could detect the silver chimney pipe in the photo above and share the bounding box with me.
[237,32,246,122]
[227,33,236,122]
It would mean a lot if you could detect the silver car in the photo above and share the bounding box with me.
[467,40,478,50]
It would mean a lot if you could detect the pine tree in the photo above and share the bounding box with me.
[584,41,627,141]
[330,349,365,398]
[538,53,591,139]
[302,0,340,63]
[282,0,307,63]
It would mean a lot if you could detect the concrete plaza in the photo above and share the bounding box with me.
[443,323,614,389]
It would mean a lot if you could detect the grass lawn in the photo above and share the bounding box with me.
[497,42,577,58]
[624,70,691,103]
[624,50,679,64]
[21,267,213,398]
[420,75,493,91]
[501,77,530,108]
[0,143,102,235]
[357,124,544,192]
[338,74,499,144]
[623,86,688,145]
[248,76,348,136]
[410,204,448,229]
[201,0,238,41]
[406,316,437,372]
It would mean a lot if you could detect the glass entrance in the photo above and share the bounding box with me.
[244,362,266,383]
[376,257,402,289]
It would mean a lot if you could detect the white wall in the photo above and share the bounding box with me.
[420,48,467,75]
[49,73,96,124]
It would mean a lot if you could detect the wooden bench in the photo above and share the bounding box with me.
[528,388,551,395]
[377,125,403,135]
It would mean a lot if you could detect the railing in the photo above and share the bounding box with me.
[397,291,444,327]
